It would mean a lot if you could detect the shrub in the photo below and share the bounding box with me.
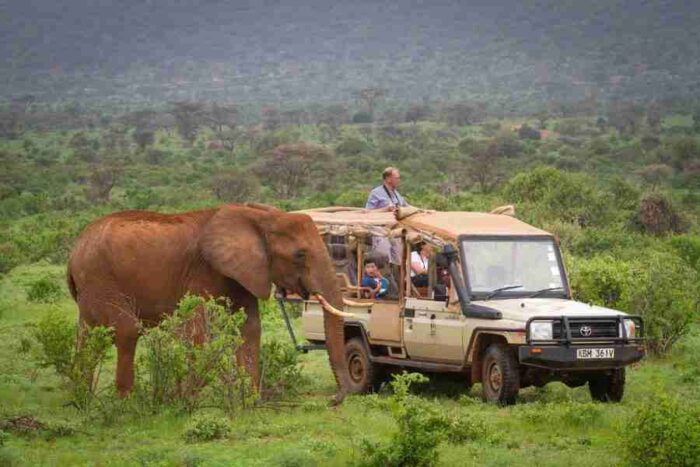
[26,277,63,303]
[136,294,255,414]
[623,394,700,466]
[31,310,113,410]
[625,252,698,355]
[359,372,450,467]
[633,192,689,235]
[568,255,632,308]
[183,414,231,443]
[447,415,495,444]
[0,429,9,447]
[669,235,700,272]
[569,253,698,354]
[260,340,305,400]
[503,167,612,226]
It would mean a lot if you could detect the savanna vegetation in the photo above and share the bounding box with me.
[0,97,699,466]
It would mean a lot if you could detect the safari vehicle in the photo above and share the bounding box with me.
[282,207,645,404]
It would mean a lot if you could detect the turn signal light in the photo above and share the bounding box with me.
[530,348,543,354]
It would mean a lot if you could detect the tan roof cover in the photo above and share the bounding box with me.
[401,211,551,240]
[297,207,551,240]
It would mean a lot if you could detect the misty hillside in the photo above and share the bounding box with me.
[2,0,700,107]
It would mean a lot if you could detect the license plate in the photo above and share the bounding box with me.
[576,348,615,359]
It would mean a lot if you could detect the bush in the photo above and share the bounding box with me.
[136,294,255,414]
[623,394,700,466]
[0,429,9,447]
[569,253,698,354]
[359,372,450,467]
[447,415,495,444]
[568,255,632,308]
[633,192,689,235]
[625,252,698,355]
[31,310,113,410]
[260,340,305,400]
[669,235,700,272]
[26,277,63,303]
[183,414,231,443]
[503,167,612,226]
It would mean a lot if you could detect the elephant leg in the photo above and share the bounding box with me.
[236,299,261,392]
[115,325,139,397]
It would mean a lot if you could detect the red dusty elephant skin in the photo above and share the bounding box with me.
[67,204,350,402]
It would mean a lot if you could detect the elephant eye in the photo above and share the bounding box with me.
[293,249,306,265]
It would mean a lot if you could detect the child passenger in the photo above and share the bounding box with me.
[361,259,388,299]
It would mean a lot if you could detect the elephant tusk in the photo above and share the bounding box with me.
[315,294,355,318]
[342,298,365,307]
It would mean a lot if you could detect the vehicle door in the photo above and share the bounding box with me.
[402,297,464,363]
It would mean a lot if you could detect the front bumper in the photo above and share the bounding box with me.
[518,344,645,370]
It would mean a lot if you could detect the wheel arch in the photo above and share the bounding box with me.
[468,331,512,384]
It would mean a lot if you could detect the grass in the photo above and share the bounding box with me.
[0,263,698,466]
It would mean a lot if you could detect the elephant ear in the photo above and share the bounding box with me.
[200,206,272,299]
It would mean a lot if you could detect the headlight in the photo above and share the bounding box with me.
[623,319,636,338]
[530,321,553,340]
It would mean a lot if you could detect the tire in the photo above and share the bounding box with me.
[481,344,520,405]
[589,368,625,402]
[344,338,380,394]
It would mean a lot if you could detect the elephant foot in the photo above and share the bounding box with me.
[329,389,347,406]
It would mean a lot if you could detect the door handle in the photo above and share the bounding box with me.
[417,311,428,317]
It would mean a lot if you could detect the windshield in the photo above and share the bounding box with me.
[460,237,566,298]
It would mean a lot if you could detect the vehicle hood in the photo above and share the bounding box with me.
[471,298,627,324]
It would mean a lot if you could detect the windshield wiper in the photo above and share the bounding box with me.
[527,286,564,298]
[486,285,523,300]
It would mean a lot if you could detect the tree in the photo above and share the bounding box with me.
[441,102,486,127]
[405,105,430,124]
[261,107,281,131]
[68,132,100,163]
[133,130,155,150]
[317,104,349,130]
[535,111,550,130]
[256,143,336,198]
[634,164,673,190]
[355,87,387,116]
[634,193,688,235]
[170,102,206,143]
[518,124,541,140]
[210,170,260,203]
[87,165,120,202]
[203,103,238,134]
[608,100,644,136]
[465,142,500,192]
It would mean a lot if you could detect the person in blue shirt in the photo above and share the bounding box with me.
[365,167,409,210]
[360,259,388,299]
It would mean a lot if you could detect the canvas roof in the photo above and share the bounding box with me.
[296,207,552,240]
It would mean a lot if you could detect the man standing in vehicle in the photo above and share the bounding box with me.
[365,167,409,210]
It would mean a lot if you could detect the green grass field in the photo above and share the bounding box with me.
[1,263,698,466]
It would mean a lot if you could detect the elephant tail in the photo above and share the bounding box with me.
[67,265,78,302]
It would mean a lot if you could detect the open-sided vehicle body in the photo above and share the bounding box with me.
[289,207,644,404]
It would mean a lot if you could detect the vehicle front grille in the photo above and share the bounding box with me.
[553,320,619,339]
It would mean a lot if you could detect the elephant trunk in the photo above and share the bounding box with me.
[315,278,350,404]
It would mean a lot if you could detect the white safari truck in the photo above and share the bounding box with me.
[282,207,644,404]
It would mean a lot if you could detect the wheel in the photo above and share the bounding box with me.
[481,343,520,405]
[344,338,380,394]
[589,368,625,402]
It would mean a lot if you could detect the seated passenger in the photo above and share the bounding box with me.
[411,242,431,288]
[361,259,388,299]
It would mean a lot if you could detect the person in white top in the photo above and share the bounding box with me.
[410,242,431,287]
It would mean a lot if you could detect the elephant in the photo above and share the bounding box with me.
[67,203,351,402]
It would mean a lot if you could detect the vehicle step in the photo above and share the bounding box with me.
[371,356,466,373]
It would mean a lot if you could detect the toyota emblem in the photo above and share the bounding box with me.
[580,325,592,337]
